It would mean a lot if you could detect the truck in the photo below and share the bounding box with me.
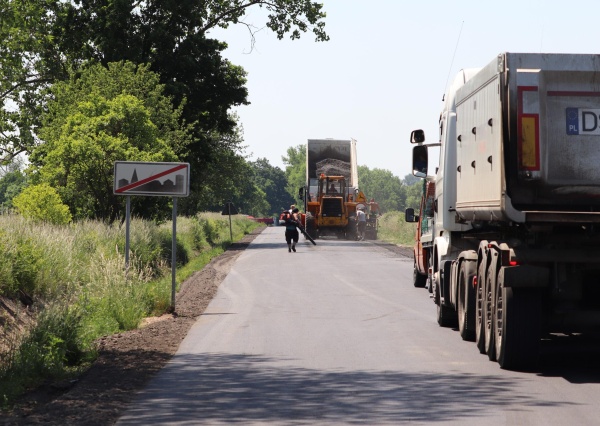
[407,178,435,289]
[300,139,377,239]
[406,52,600,370]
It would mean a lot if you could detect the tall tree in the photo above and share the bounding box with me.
[250,157,294,215]
[1,0,329,214]
[358,166,406,213]
[405,179,424,212]
[0,0,63,163]
[29,62,189,222]
[0,167,27,209]
[282,145,306,207]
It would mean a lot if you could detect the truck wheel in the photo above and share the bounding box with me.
[484,252,499,361]
[494,269,541,370]
[436,274,458,327]
[458,259,476,341]
[413,263,427,288]
[475,241,489,354]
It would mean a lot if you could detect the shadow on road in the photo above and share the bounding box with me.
[538,333,600,383]
[118,352,575,425]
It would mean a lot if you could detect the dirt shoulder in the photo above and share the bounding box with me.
[373,241,413,258]
[3,228,264,426]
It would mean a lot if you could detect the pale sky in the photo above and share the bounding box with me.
[210,0,600,178]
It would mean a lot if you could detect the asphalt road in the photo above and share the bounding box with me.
[117,226,600,425]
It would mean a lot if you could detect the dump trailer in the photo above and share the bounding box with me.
[300,139,376,239]
[409,52,600,370]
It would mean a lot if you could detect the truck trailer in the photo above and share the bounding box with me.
[407,52,600,370]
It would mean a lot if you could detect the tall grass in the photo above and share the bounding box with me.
[0,212,262,407]
[376,211,416,247]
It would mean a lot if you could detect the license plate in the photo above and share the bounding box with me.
[566,107,600,135]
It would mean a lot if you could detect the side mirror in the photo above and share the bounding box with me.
[410,129,425,144]
[412,145,428,178]
[405,208,419,223]
[298,187,304,201]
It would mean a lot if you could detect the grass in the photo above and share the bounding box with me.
[0,212,262,408]
[376,211,416,247]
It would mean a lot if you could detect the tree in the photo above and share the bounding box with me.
[250,158,294,215]
[358,166,407,213]
[29,62,188,222]
[405,180,423,212]
[403,173,420,186]
[282,145,306,207]
[200,146,271,217]
[0,0,63,163]
[1,1,329,212]
[0,158,28,208]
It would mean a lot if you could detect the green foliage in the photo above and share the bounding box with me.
[1,1,328,218]
[282,145,306,206]
[178,124,266,215]
[405,178,424,212]
[30,62,186,222]
[0,168,27,208]
[0,302,91,405]
[358,166,407,213]
[0,232,43,297]
[250,158,294,215]
[12,184,72,225]
[0,0,60,163]
[376,211,416,246]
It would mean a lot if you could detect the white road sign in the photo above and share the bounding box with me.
[114,161,190,197]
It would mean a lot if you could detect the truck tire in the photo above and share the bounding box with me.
[484,251,499,361]
[494,269,541,370]
[413,263,427,288]
[436,272,458,327]
[475,241,489,354]
[458,259,476,341]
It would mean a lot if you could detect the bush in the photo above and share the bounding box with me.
[12,184,72,225]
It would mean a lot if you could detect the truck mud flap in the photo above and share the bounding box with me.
[500,265,549,288]
[440,260,453,306]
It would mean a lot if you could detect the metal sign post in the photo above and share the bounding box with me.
[228,203,233,241]
[125,195,131,272]
[171,197,177,311]
[114,161,190,312]
[221,201,238,241]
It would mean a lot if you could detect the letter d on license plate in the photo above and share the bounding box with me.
[566,107,600,135]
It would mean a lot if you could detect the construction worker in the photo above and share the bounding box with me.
[356,207,367,240]
[284,207,300,252]
[369,198,380,215]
